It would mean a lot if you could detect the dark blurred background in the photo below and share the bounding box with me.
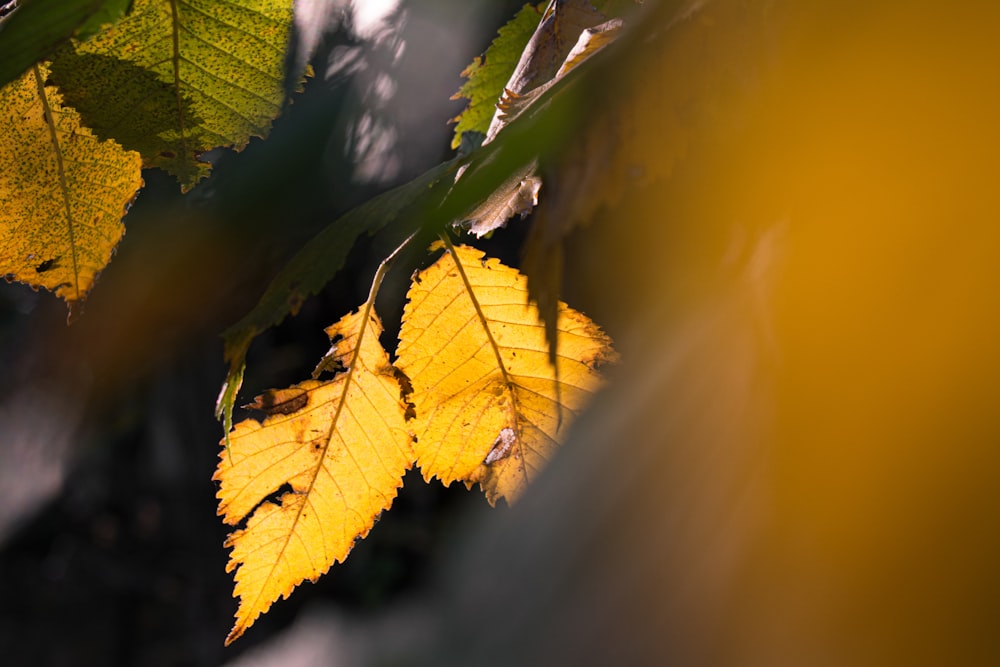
[0,2,527,664]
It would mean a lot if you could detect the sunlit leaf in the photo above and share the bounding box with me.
[0,63,142,309]
[49,0,295,191]
[215,309,411,645]
[397,243,617,504]
[450,2,544,149]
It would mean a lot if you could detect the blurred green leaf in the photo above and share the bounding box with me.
[75,0,130,39]
[0,0,104,89]
[216,157,460,437]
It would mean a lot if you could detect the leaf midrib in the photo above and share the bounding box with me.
[168,0,189,168]
[440,237,530,487]
[33,64,80,302]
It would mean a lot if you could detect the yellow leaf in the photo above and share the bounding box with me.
[214,309,412,645]
[0,63,142,309]
[397,244,617,505]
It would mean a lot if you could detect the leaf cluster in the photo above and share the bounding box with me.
[215,241,616,643]
[0,0,295,307]
[2,0,642,647]
[211,0,638,643]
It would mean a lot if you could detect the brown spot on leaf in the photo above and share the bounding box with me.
[390,367,417,420]
[35,258,57,273]
[245,388,308,416]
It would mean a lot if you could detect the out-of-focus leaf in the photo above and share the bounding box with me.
[0,0,105,89]
[75,0,131,39]
[49,0,294,191]
[0,63,142,310]
[215,309,411,645]
[215,157,458,440]
[524,0,708,360]
[397,244,616,505]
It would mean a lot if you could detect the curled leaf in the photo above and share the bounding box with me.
[450,3,545,149]
[485,0,606,143]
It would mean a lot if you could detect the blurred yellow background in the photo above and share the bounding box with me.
[466,1,1000,664]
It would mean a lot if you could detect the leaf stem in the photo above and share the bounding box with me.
[365,231,420,314]
[438,236,529,488]
[325,229,419,444]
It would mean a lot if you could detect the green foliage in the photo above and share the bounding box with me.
[450,3,544,149]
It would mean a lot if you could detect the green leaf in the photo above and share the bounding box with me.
[49,0,295,191]
[75,0,131,39]
[0,0,107,89]
[450,3,544,150]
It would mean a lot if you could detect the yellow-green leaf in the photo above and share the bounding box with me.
[49,0,294,191]
[0,63,142,308]
[214,309,411,645]
[450,3,544,149]
[396,244,617,504]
